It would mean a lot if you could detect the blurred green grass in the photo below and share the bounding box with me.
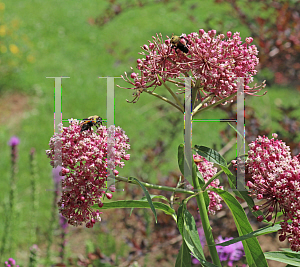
[0,0,299,265]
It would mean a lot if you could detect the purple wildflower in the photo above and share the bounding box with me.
[215,236,245,267]
[192,228,245,266]
[8,136,20,147]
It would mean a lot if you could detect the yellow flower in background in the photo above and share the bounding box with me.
[0,25,6,36]
[9,44,19,54]
[12,19,20,29]
[0,2,5,11]
[1,45,7,53]
[27,54,35,63]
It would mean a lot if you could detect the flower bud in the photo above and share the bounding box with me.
[106,193,113,199]
[257,194,263,199]
[253,205,259,211]
[245,37,253,44]
[130,72,137,79]
[227,31,232,38]
[124,154,130,160]
[247,181,254,188]
[268,206,274,212]
[279,235,286,242]
[266,215,272,222]
[208,30,216,37]
[257,215,264,222]
[149,43,155,49]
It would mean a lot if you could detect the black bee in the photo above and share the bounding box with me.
[80,115,102,132]
[170,34,189,54]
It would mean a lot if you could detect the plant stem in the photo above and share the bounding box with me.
[201,169,224,191]
[157,74,185,111]
[192,92,237,117]
[30,148,38,245]
[143,89,184,113]
[116,175,194,195]
[192,173,222,266]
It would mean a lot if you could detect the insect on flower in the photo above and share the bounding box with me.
[170,34,189,53]
[80,115,102,132]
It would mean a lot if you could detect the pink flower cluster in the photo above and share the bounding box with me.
[46,119,130,228]
[246,133,300,251]
[4,258,19,267]
[193,154,223,215]
[120,29,265,104]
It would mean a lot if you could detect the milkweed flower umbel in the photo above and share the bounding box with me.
[46,120,130,228]
[246,133,300,251]
[119,29,265,106]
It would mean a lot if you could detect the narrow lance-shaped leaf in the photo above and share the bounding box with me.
[178,144,193,185]
[183,209,218,267]
[175,241,192,267]
[129,194,169,216]
[96,200,175,216]
[194,145,265,219]
[264,251,300,266]
[128,177,158,223]
[210,188,268,267]
[216,223,282,246]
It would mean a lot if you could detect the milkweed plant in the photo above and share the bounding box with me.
[46,29,300,267]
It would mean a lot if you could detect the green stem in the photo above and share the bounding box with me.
[201,169,224,191]
[116,175,194,195]
[143,89,184,114]
[157,74,185,111]
[201,160,240,191]
[191,79,202,109]
[192,173,222,266]
[192,92,237,118]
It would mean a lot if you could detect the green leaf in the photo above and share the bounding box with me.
[130,194,169,217]
[193,145,227,168]
[96,200,175,216]
[182,209,218,267]
[178,144,193,185]
[225,168,265,219]
[193,145,265,220]
[280,249,300,254]
[264,251,300,266]
[141,194,169,203]
[195,166,210,210]
[129,177,157,223]
[227,122,243,141]
[175,241,192,267]
[216,223,282,246]
[227,122,245,156]
[177,203,185,236]
[210,188,268,267]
